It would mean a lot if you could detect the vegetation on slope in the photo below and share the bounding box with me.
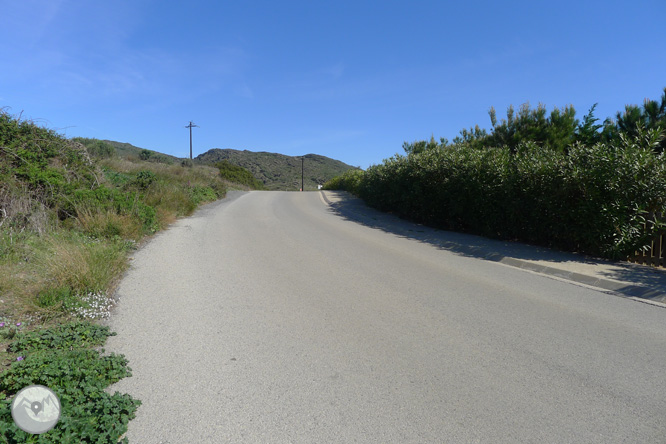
[216,160,265,189]
[325,88,666,261]
[73,138,181,165]
[0,109,255,442]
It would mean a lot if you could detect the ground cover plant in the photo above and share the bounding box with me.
[0,321,140,443]
[0,109,258,442]
[325,88,666,260]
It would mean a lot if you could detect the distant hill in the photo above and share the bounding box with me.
[195,149,358,191]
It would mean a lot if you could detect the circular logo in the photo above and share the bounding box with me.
[11,385,61,434]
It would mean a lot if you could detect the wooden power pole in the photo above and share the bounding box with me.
[185,121,199,160]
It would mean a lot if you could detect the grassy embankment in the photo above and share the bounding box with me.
[0,110,258,442]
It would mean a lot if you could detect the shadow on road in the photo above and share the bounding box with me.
[322,191,666,301]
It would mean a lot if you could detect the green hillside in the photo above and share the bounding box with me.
[195,148,358,191]
[104,139,181,164]
[79,140,357,191]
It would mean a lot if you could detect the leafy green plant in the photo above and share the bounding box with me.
[7,321,112,353]
[0,322,140,443]
[0,322,24,341]
[132,170,156,190]
[189,185,218,205]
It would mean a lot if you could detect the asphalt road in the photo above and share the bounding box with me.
[107,191,666,443]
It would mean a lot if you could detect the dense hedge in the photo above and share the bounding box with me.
[326,129,666,260]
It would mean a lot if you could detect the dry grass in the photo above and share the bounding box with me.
[0,260,42,319]
[144,182,196,217]
[35,233,128,294]
[155,206,178,228]
[0,185,54,235]
[0,231,62,337]
[75,207,143,240]
[99,157,222,187]
[0,230,128,328]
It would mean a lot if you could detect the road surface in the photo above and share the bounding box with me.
[107,191,666,443]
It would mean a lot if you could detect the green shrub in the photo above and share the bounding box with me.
[0,110,99,229]
[189,185,218,205]
[132,170,156,190]
[323,168,364,195]
[347,128,666,260]
[139,149,152,161]
[0,351,139,443]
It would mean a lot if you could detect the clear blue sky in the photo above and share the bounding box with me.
[2,1,665,169]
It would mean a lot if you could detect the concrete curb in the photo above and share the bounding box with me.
[320,191,666,307]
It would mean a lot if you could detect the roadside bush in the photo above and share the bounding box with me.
[323,168,364,195]
[0,112,98,210]
[132,170,156,190]
[328,129,666,260]
[189,185,218,205]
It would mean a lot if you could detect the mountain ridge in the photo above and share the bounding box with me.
[195,148,357,191]
[96,140,357,191]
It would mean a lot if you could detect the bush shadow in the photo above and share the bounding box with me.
[322,191,666,301]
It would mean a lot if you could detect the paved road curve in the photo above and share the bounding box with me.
[107,191,666,443]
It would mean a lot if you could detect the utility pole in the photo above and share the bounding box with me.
[301,156,304,192]
[185,121,199,160]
